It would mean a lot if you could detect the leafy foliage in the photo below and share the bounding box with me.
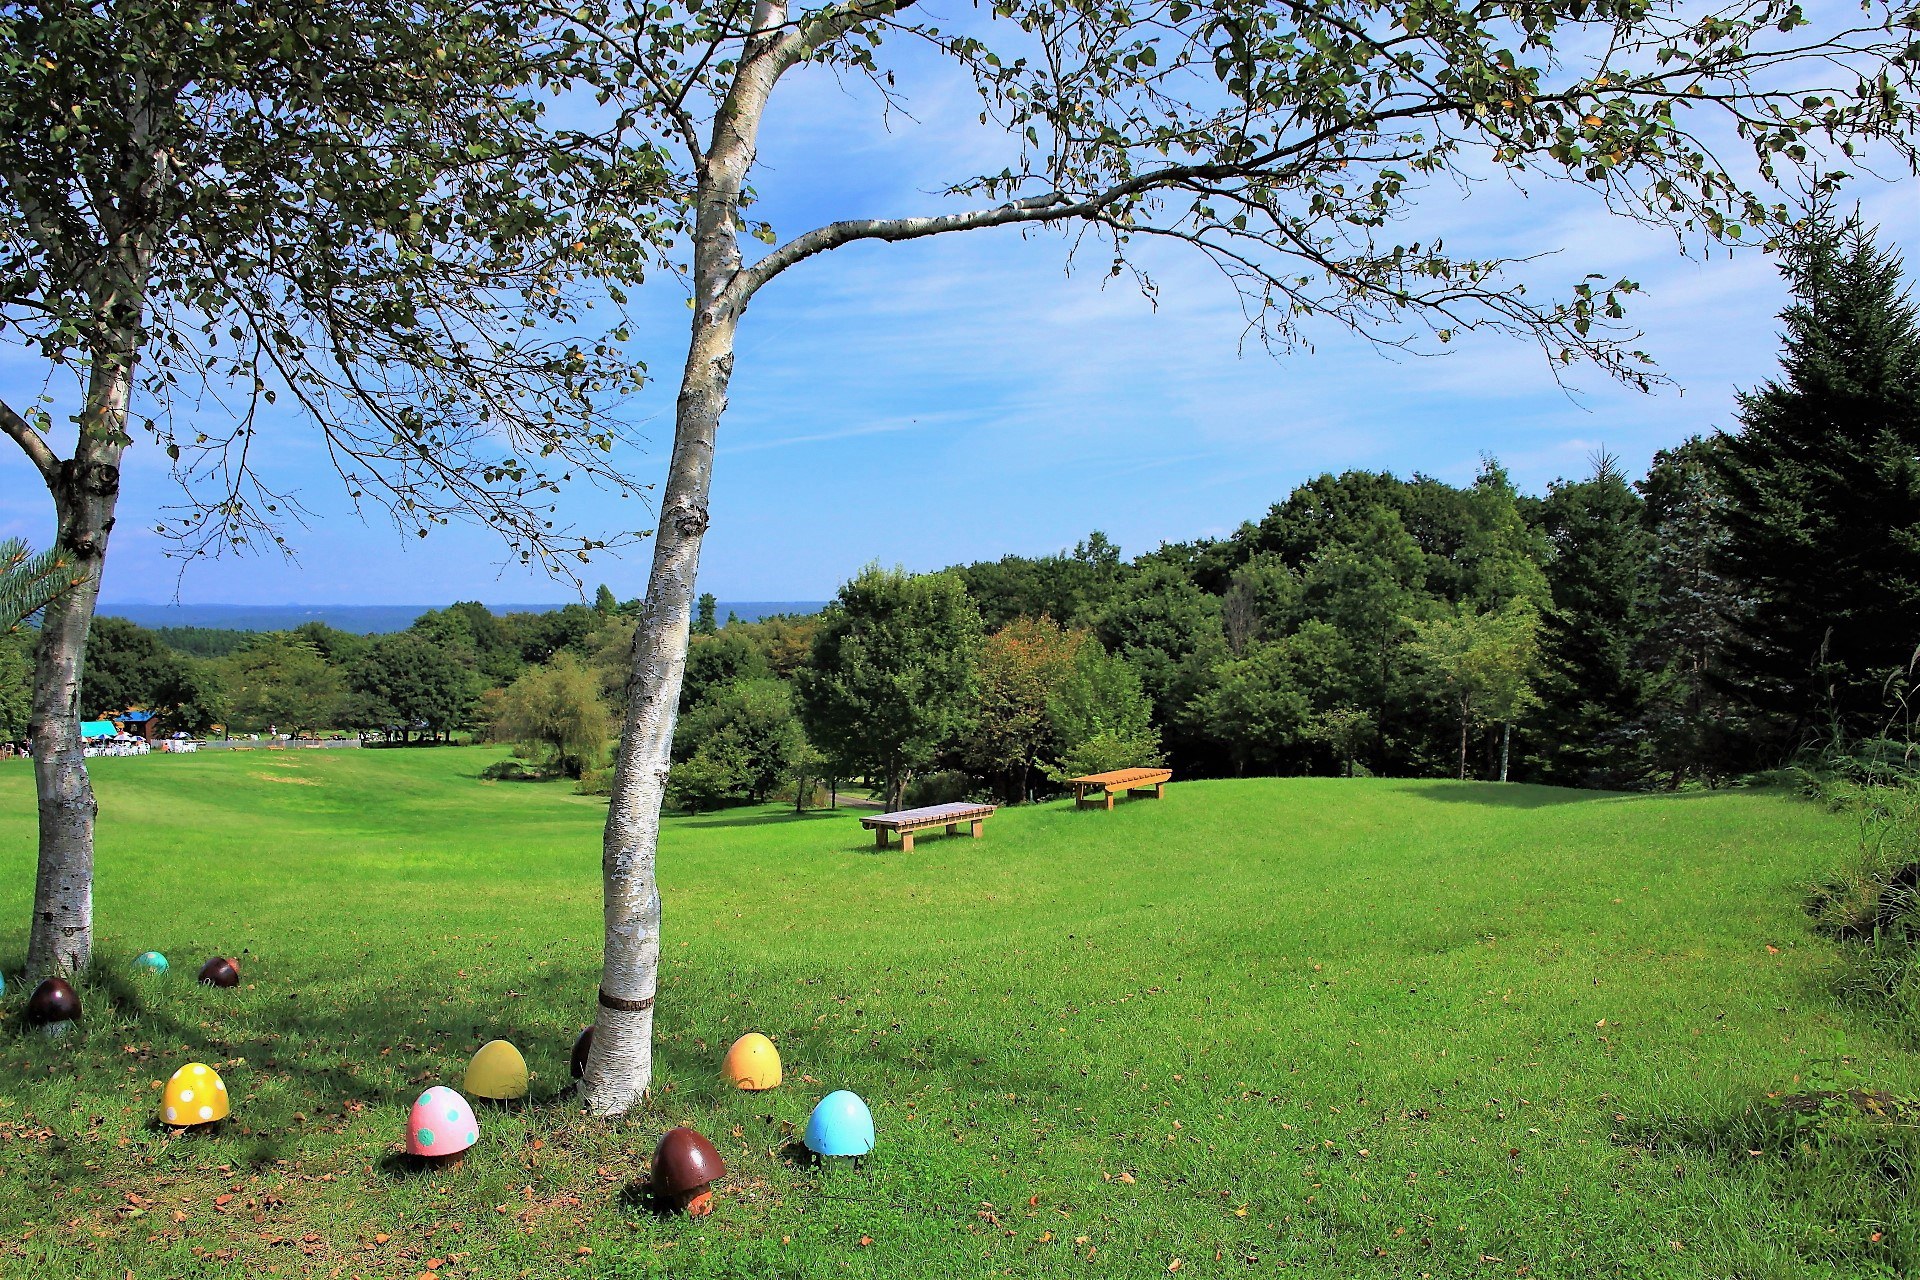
[962,617,1086,802]
[81,616,225,731]
[1528,456,1660,787]
[0,0,665,562]
[220,635,345,735]
[491,653,610,779]
[1406,599,1544,781]
[670,678,809,811]
[350,633,475,739]
[797,565,984,811]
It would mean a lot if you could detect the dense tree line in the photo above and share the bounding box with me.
[17,216,1915,809]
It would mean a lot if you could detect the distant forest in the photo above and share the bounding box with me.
[2,216,1914,808]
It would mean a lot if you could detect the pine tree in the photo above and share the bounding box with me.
[1715,215,1920,752]
[1528,455,1659,786]
[0,540,69,632]
[1637,438,1748,783]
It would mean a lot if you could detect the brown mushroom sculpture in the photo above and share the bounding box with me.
[651,1127,726,1216]
[198,957,240,988]
[24,977,79,1035]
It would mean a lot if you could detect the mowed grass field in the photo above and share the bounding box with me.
[0,747,1911,1278]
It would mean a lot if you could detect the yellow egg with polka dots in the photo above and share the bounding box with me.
[161,1062,230,1128]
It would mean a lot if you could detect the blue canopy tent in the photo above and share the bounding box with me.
[80,721,116,740]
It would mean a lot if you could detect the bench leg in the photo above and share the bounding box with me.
[1104,790,1114,811]
[1155,783,1164,799]
[875,827,888,850]
[900,830,914,853]
[970,820,983,838]
[946,822,958,836]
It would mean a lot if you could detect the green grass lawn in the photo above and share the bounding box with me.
[0,747,1910,1278]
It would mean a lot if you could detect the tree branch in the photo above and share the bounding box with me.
[729,149,1283,303]
[0,397,62,491]
[770,0,916,73]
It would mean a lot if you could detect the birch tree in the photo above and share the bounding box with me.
[577,0,1920,1111]
[0,1,662,976]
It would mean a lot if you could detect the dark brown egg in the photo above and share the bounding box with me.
[651,1126,726,1198]
[570,1025,593,1079]
[25,977,79,1026]
[198,957,240,988]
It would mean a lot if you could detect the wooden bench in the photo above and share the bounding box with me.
[1067,767,1173,810]
[860,800,997,852]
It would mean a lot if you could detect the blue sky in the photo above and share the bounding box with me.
[3,31,1915,607]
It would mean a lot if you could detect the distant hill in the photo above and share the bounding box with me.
[99,601,825,635]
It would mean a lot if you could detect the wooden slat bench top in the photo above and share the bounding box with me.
[862,800,996,852]
[1068,767,1172,810]
[1066,767,1173,789]
[861,801,997,831]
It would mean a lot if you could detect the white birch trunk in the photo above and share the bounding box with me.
[27,330,138,978]
[581,15,788,1116]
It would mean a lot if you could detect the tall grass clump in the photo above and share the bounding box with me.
[1803,740,1920,1030]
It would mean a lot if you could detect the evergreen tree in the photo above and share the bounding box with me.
[694,593,719,636]
[0,540,69,631]
[1715,214,1920,752]
[1638,438,1748,783]
[1528,455,1659,787]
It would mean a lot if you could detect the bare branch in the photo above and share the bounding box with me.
[0,398,61,490]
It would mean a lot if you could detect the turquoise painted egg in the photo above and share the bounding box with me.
[804,1090,875,1157]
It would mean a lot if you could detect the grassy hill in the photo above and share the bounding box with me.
[0,748,1910,1278]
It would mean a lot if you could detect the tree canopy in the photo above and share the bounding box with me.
[1716,213,1920,752]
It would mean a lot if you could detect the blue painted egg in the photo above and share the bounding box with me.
[133,951,169,975]
[803,1090,875,1157]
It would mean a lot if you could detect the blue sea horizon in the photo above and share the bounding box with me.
[99,601,826,634]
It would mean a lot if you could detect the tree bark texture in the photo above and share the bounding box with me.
[583,15,791,1116]
[27,332,138,978]
[1457,704,1470,782]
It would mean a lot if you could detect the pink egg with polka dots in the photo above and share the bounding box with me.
[406,1085,479,1158]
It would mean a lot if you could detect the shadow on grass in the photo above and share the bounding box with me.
[1624,1092,1919,1274]
[1403,781,1615,808]
[672,809,859,831]
[5,932,1075,1201]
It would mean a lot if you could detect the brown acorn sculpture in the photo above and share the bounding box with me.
[570,1025,593,1079]
[198,957,240,988]
[24,977,79,1036]
[651,1127,725,1216]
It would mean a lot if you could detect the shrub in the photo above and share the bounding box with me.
[1046,726,1164,784]
[1804,761,1920,1035]
[666,755,739,813]
[903,770,977,808]
[479,758,544,782]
